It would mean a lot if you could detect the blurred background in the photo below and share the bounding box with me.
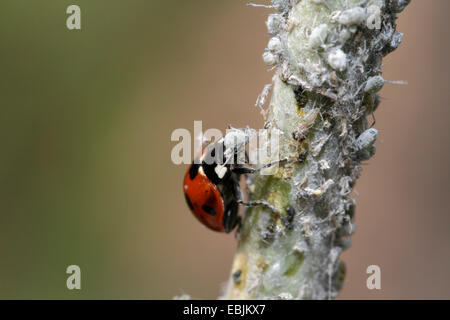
[0,0,448,299]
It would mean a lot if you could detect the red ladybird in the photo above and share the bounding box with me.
[183,140,240,233]
[183,137,280,233]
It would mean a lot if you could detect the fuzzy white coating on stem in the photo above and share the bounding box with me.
[223,0,408,300]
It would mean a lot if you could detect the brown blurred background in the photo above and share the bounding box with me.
[0,0,448,299]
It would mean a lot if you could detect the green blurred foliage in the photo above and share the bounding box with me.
[0,0,220,299]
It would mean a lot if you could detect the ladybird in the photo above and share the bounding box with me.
[183,137,280,233]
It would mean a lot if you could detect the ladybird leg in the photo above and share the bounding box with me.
[232,158,291,176]
[224,201,240,233]
[233,216,243,240]
[236,216,242,232]
[232,166,256,175]
[237,199,280,214]
[370,110,376,128]
[230,171,279,213]
[254,157,290,172]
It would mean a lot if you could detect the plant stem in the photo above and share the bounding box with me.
[223,0,409,300]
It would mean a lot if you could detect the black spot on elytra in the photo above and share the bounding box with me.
[189,164,199,180]
[184,194,194,210]
[202,205,216,216]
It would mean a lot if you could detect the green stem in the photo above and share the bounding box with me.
[224,0,408,300]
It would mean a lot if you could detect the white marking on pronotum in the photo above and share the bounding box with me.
[215,165,227,179]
